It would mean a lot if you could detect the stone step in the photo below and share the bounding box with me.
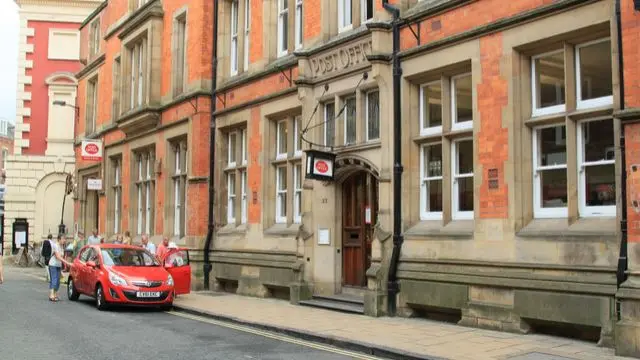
[299,298,365,314]
[313,293,364,306]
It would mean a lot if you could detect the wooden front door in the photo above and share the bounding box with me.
[342,171,378,287]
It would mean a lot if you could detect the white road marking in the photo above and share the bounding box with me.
[167,310,383,360]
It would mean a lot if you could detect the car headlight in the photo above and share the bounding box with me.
[108,272,127,286]
[166,274,174,286]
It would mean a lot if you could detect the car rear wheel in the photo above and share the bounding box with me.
[67,278,79,301]
[95,284,108,311]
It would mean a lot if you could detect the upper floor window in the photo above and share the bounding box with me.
[295,0,303,49]
[451,73,473,131]
[576,38,613,110]
[112,57,121,118]
[294,116,302,155]
[420,82,443,135]
[244,0,251,69]
[324,102,336,147]
[361,0,374,23]
[173,14,187,96]
[344,96,357,145]
[231,0,239,75]
[171,140,188,237]
[86,76,98,134]
[127,40,147,110]
[277,0,289,57]
[338,0,353,32]
[135,0,150,10]
[276,120,288,159]
[532,50,566,117]
[366,90,380,141]
[89,19,100,57]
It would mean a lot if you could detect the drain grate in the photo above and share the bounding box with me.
[507,353,576,360]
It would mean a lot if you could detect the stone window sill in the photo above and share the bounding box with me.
[218,224,248,236]
[516,218,617,241]
[264,223,299,237]
[405,220,474,239]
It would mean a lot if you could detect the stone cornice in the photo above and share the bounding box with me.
[17,0,102,8]
[79,0,107,29]
[217,55,297,94]
[75,53,105,80]
[110,0,163,40]
[294,27,370,58]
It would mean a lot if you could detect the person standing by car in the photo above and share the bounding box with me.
[41,234,52,282]
[141,234,156,254]
[156,236,170,259]
[123,230,132,245]
[48,234,70,302]
[87,229,100,245]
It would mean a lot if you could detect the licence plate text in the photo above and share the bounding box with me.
[136,291,161,298]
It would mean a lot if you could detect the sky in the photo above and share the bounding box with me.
[0,0,18,124]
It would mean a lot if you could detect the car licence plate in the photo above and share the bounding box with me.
[136,291,161,298]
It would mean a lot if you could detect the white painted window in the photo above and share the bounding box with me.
[366,90,380,141]
[294,116,303,155]
[452,139,474,220]
[227,172,236,224]
[173,15,187,96]
[533,125,568,218]
[531,50,565,117]
[451,73,473,131]
[276,120,288,159]
[294,163,302,223]
[338,0,352,32]
[361,0,374,23]
[130,48,136,108]
[275,166,287,223]
[144,155,152,235]
[577,119,616,217]
[576,38,613,110]
[172,143,187,237]
[231,0,239,75]
[420,143,443,220]
[295,0,303,49]
[241,128,248,165]
[241,170,247,224]
[48,30,80,60]
[344,96,356,145]
[420,81,443,136]
[324,102,335,147]
[244,0,251,70]
[228,131,237,167]
[137,43,144,106]
[277,0,289,57]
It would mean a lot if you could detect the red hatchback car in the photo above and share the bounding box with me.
[67,244,191,310]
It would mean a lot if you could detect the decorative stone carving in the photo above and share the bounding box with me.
[309,39,373,78]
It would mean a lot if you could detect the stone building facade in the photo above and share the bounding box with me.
[73,0,213,251]
[208,0,640,355]
[6,0,101,254]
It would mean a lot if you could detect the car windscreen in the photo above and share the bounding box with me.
[101,248,160,267]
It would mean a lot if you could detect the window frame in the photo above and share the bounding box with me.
[275,165,288,224]
[295,0,303,49]
[576,118,616,217]
[419,81,444,136]
[112,158,122,234]
[173,14,187,96]
[365,89,380,141]
[230,0,239,75]
[343,95,357,145]
[531,49,566,117]
[451,73,473,132]
[227,172,236,224]
[420,142,443,220]
[276,119,288,159]
[338,0,353,33]
[361,0,373,24]
[277,0,289,57]
[451,138,474,220]
[86,76,98,134]
[243,0,251,70]
[241,128,248,165]
[241,170,248,224]
[532,124,568,219]
[575,38,614,110]
[171,141,188,237]
[293,163,302,223]
[294,115,303,156]
[324,102,335,147]
[228,130,238,167]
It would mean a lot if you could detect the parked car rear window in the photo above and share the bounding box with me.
[101,248,160,267]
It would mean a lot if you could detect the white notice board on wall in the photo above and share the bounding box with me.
[317,228,330,245]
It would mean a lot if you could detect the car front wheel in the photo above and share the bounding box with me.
[67,278,80,301]
[95,284,108,311]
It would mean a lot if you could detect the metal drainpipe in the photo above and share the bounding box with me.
[203,0,219,290]
[615,0,628,294]
[381,0,404,316]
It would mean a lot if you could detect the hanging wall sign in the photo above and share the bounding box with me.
[305,149,337,181]
[81,140,103,161]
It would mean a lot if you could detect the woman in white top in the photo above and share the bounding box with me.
[48,235,70,302]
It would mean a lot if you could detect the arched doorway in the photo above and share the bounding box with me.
[341,171,378,288]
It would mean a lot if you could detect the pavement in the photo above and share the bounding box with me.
[0,267,382,360]
[11,266,637,360]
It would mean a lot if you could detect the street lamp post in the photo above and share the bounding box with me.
[52,100,79,237]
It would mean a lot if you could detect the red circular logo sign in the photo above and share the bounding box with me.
[315,160,329,174]
[84,143,99,154]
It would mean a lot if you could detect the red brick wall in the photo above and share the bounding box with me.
[25,21,83,156]
[477,33,509,219]
[248,107,262,224]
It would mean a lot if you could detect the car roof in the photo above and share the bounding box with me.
[93,244,142,249]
